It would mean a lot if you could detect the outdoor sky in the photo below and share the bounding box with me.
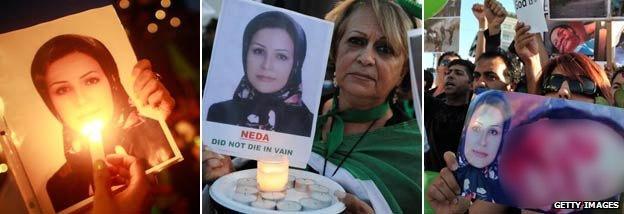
[423,0,516,69]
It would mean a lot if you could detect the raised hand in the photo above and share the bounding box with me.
[485,0,507,35]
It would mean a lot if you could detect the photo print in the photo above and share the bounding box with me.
[456,90,624,211]
[548,0,608,19]
[424,18,460,53]
[0,5,182,213]
[543,20,607,58]
[202,0,333,168]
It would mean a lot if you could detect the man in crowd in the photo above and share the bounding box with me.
[424,59,474,171]
[428,52,461,99]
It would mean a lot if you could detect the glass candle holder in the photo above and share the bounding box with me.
[256,157,289,192]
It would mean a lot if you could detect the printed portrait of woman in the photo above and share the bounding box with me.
[30,34,174,211]
[206,11,313,137]
[456,91,512,204]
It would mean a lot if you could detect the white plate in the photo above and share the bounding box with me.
[209,169,346,214]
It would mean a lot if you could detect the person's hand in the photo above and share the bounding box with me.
[205,150,233,182]
[132,59,175,119]
[92,154,150,214]
[335,190,374,214]
[426,152,471,214]
[514,22,540,61]
[472,4,487,24]
[485,0,507,35]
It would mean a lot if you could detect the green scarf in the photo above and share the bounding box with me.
[313,100,422,213]
[314,99,389,158]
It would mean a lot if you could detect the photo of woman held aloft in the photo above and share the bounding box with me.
[455,91,512,204]
[30,34,174,212]
[206,11,313,137]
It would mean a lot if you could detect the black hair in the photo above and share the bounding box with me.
[476,50,520,84]
[242,11,307,89]
[31,34,129,121]
[437,51,461,66]
[448,59,476,81]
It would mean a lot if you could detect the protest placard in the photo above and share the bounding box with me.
[515,0,548,33]
[457,90,624,211]
[202,0,333,168]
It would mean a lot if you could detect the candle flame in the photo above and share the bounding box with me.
[81,120,104,143]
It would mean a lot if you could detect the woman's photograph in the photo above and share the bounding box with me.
[456,91,512,203]
[206,11,313,137]
[31,34,176,212]
[545,21,599,56]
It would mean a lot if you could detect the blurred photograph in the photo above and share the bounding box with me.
[455,91,624,211]
[549,0,607,19]
[424,18,460,52]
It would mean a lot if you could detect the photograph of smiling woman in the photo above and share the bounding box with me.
[31,34,174,211]
[456,90,512,204]
[206,11,313,137]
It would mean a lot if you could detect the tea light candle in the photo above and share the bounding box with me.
[237,178,257,187]
[81,120,105,163]
[260,191,286,201]
[251,199,277,210]
[235,186,259,195]
[276,200,302,211]
[308,184,329,193]
[294,178,315,192]
[256,158,289,192]
[232,193,257,205]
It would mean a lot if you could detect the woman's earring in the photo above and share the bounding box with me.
[332,73,338,87]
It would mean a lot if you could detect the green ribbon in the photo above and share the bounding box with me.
[314,97,390,158]
[402,100,415,119]
[396,0,423,19]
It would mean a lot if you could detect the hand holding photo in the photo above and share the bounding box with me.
[0,6,182,213]
[456,91,511,204]
[202,0,333,168]
[456,91,624,211]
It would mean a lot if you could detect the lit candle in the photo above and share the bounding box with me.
[81,120,105,163]
[256,157,289,192]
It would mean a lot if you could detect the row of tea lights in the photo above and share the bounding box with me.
[231,158,334,211]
